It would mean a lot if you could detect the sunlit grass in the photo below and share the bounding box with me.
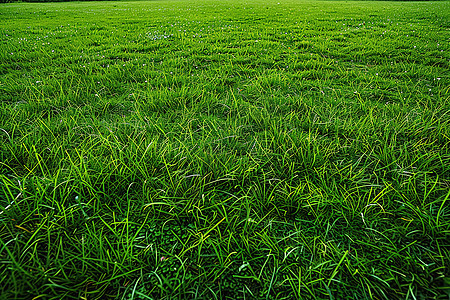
[0,0,449,299]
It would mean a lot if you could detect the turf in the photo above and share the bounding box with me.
[0,0,449,299]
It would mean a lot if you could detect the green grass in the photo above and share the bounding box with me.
[0,0,449,298]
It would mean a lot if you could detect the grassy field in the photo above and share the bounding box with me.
[1,0,449,298]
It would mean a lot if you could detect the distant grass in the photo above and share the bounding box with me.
[0,0,449,299]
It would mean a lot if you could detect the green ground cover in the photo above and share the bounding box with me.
[0,0,449,298]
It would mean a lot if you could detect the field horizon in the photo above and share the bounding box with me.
[1,0,449,299]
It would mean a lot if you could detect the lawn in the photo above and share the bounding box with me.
[0,0,449,298]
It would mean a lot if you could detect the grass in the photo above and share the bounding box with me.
[0,0,449,298]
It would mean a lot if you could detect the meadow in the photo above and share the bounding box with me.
[0,0,449,298]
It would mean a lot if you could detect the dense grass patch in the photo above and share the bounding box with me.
[1,0,449,299]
